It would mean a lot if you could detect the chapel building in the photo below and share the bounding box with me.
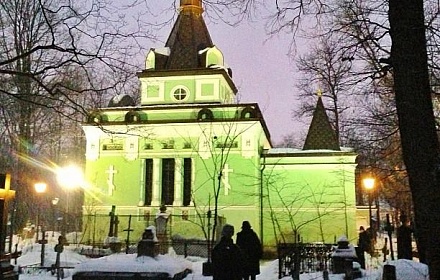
[81,0,358,247]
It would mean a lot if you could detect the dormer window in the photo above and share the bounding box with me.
[171,86,189,101]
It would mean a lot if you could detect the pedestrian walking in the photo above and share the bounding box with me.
[212,224,244,280]
[236,221,262,280]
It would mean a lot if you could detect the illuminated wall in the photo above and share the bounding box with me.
[261,150,358,245]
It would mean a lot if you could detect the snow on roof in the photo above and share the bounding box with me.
[208,64,227,70]
[267,147,354,154]
[111,94,125,104]
[198,47,210,54]
[154,47,170,56]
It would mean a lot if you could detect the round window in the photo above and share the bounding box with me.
[173,88,188,101]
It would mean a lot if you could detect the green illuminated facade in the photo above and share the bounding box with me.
[81,0,358,247]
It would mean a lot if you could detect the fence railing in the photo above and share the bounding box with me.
[171,238,210,258]
[277,242,335,279]
[79,212,219,246]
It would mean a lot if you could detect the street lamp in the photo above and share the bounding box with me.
[52,197,59,237]
[362,177,375,230]
[34,182,47,242]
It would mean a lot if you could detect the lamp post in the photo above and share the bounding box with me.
[52,197,59,237]
[34,182,47,242]
[362,177,375,230]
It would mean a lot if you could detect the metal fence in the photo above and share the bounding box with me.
[79,212,219,244]
[76,238,211,259]
[170,238,210,258]
[277,243,335,279]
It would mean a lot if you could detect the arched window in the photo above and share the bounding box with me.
[197,108,214,121]
[240,106,258,119]
[87,112,108,124]
[125,111,146,123]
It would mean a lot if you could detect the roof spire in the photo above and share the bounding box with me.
[303,96,340,151]
[162,0,212,69]
[180,0,203,15]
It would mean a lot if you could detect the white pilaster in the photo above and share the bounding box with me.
[152,158,161,206]
[173,158,182,206]
[190,158,195,206]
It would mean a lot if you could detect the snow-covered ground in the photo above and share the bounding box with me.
[10,232,429,280]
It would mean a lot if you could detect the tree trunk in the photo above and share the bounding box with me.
[389,0,440,277]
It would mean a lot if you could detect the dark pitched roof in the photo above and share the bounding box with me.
[303,96,340,151]
[163,0,213,69]
[108,95,135,107]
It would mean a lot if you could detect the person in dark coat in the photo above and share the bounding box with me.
[397,214,413,260]
[212,224,244,280]
[357,226,370,269]
[236,221,263,280]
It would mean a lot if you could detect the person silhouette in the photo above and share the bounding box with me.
[357,226,370,269]
[397,214,413,260]
[236,221,262,280]
[212,224,244,280]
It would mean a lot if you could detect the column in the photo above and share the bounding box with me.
[152,158,161,206]
[173,158,182,206]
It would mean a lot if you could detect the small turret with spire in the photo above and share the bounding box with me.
[137,0,237,106]
[161,0,212,70]
[303,89,340,151]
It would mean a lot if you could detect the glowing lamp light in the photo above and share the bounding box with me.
[34,182,47,193]
[362,176,376,229]
[56,165,84,189]
[363,177,375,190]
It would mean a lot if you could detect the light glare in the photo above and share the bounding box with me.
[56,165,84,189]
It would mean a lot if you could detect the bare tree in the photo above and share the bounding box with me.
[210,0,440,274]
[0,0,161,228]
[388,0,440,274]
[189,110,261,248]
[295,35,358,144]
[276,133,304,148]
